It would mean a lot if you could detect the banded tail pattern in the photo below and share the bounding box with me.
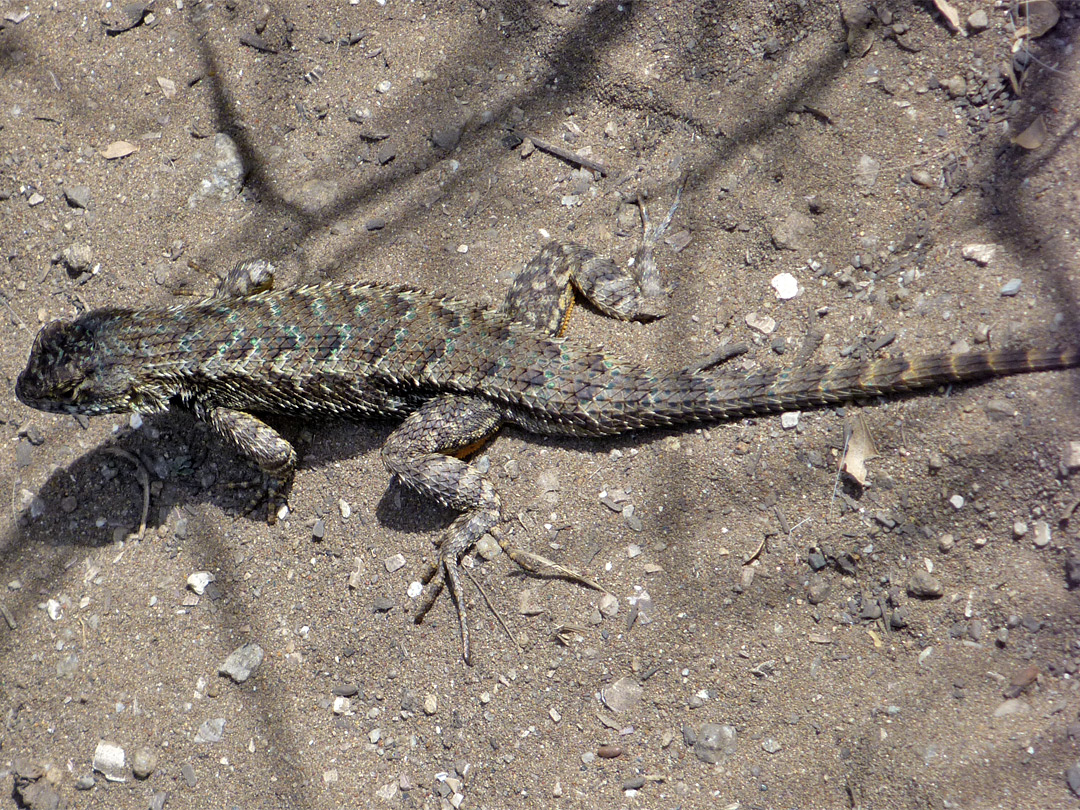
[611,347,1080,433]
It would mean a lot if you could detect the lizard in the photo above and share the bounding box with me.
[15,194,1080,663]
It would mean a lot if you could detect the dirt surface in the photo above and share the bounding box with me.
[2,1,1080,808]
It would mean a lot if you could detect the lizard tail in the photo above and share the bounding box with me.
[629,346,1080,430]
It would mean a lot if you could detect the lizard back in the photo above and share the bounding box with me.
[15,281,1080,435]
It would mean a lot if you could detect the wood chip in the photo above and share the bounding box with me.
[840,414,878,486]
[932,0,961,32]
[100,141,138,160]
[1019,0,1059,38]
[1012,116,1047,150]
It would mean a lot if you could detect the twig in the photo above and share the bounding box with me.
[510,129,608,176]
[103,447,151,538]
[463,566,521,653]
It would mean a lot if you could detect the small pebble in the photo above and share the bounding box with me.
[181,763,197,788]
[745,312,777,335]
[64,185,91,209]
[694,723,737,764]
[384,553,406,573]
[961,243,996,265]
[944,75,967,97]
[911,169,935,188]
[967,9,989,30]
[75,774,95,790]
[186,571,215,594]
[1062,441,1080,472]
[194,718,226,744]
[92,741,126,782]
[1000,278,1022,297]
[907,570,943,599]
[770,272,799,299]
[132,746,158,779]
[1032,521,1051,548]
[1068,763,1080,797]
[219,643,264,683]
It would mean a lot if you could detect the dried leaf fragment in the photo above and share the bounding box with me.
[1019,0,1059,38]
[1012,116,1047,150]
[840,414,878,486]
[100,141,139,160]
[933,0,961,32]
[156,76,177,99]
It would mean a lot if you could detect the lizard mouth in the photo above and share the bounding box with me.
[15,370,82,414]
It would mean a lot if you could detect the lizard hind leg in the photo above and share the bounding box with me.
[498,188,682,335]
[381,394,504,664]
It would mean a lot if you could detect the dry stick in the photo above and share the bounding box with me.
[830,426,852,517]
[511,129,608,176]
[462,566,522,652]
[494,526,606,592]
[103,447,151,538]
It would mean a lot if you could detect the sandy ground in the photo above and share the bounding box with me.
[2,1,1080,808]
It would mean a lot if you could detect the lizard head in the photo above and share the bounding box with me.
[16,312,169,416]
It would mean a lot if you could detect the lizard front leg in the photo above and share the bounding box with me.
[380,394,503,664]
[204,406,298,522]
[213,259,276,298]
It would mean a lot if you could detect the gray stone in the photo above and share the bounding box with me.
[945,75,967,97]
[194,718,226,743]
[189,133,245,205]
[132,746,158,779]
[1068,763,1080,797]
[64,184,91,209]
[219,643,264,683]
[431,124,463,150]
[854,154,881,189]
[907,570,943,598]
[1032,521,1051,548]
[771,211,815,250]
[807,574,831,605]
[694,723,737,764]
[1000,278,1022,296]
[92,741,126,782]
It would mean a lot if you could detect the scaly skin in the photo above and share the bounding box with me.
[15,198,1080,662]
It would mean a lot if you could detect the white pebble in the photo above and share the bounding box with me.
[961,243,997,265]
[770,272,799,299]
[745,312,777,335]
[186,571,215,595]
